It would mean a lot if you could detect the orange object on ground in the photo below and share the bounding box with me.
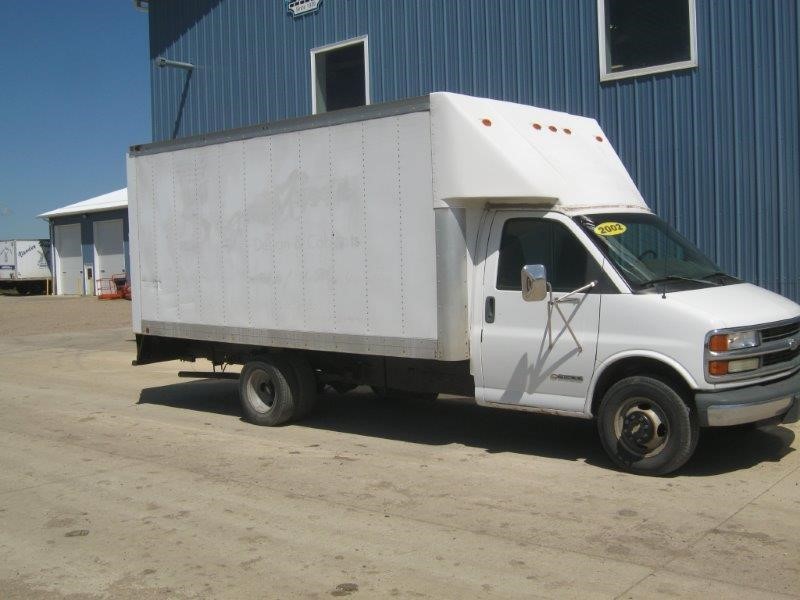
[97,277,122,300]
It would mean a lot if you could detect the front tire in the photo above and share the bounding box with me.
[597,376,699,475]
[239,358,298,426]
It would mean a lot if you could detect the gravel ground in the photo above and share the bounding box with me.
[0,293,131,336]
[1,295,798,599]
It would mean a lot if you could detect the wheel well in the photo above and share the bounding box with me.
[590,357,692,417]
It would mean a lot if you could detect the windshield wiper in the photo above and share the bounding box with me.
[641,275,719,288]
[701,271,736,282]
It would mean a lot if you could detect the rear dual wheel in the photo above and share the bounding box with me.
[597,376,699,475]
[239,355,316,426]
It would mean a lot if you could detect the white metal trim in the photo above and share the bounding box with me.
[597,0,698,82]
[474,393,591,419]
[140,320,439,360]
[585,350,700,415]
[130,96,429,157]
[434,207,470,360]
[310,35,370,115]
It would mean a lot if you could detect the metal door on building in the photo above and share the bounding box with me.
[93,219,125,293]
[54,223,83,295]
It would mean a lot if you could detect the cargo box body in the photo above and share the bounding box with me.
[0,239,52,281]
[128,98,468,360]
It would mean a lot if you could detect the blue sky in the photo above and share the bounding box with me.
[0,1,150,239]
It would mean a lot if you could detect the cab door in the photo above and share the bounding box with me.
[477,211,604,413]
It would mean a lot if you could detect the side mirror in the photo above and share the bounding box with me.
[521,264,547,302]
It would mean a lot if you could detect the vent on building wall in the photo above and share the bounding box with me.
[286,0,322,18]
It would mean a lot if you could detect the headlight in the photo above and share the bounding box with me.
[709,357,760,376]
[708,330,759,352]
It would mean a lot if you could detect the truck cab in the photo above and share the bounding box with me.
[472,206,800,474]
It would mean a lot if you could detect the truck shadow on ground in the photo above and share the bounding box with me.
[138,380,795,476]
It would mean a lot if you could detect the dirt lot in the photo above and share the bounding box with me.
[0,294,132,336]
[0,296,798,599]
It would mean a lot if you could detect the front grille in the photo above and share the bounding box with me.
[761,320,800,343]
[758,318,800,371]
[762,346,800,367]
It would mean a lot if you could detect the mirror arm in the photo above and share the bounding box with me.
[547,280,598,352]
[551,280,597,304]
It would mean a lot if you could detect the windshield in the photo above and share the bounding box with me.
[576,212,738,292]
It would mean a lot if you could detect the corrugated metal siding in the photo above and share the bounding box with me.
[148,0,800,300]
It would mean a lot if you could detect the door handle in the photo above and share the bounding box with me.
[485,296,495,323]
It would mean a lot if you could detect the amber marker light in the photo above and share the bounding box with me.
[595,135,604,142]
[532,123,542,130]
[548,125,557,132]
[563,128,572,134]
[708,334,729,352]
[708,361,729,376]
[481,118,492,126]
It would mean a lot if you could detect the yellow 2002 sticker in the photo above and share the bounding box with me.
[594,222,627,236]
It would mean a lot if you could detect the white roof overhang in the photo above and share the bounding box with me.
[38,188,128,220]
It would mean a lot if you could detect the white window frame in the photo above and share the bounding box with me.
[310,35,370,115]
[597,0,698,82]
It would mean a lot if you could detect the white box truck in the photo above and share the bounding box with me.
[127,93,800,475]
[0,239,52,294]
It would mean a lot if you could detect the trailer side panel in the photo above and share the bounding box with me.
[130,110,443,359]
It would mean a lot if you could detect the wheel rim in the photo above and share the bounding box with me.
[612,396,670,458]
[245,368,277,414]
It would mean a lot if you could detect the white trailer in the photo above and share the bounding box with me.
[128,93,800,475]
[0,239,52,294]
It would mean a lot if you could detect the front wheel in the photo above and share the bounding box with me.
[597,376,699,475]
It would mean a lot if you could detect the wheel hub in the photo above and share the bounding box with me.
[618,403,668,455]
[246,371,276,413]
[622,412,654,446]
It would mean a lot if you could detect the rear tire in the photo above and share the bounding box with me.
[289,354,317,419]
[239,358,297,426]
[597,376,699,475]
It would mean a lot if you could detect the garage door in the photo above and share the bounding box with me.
[55,223,82,295]
[93,219,125,291]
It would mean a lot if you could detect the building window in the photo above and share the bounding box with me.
[597,0,697,82]
[311,36,370,114]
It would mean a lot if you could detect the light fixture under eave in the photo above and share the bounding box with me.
[155,57,195,70]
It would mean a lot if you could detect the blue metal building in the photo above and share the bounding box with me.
[141,0,800,299]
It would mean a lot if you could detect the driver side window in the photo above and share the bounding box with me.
[496,218,599,293]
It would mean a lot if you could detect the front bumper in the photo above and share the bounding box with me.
[695,370,800,427]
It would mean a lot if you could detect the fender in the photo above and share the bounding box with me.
[583,350,699,416]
